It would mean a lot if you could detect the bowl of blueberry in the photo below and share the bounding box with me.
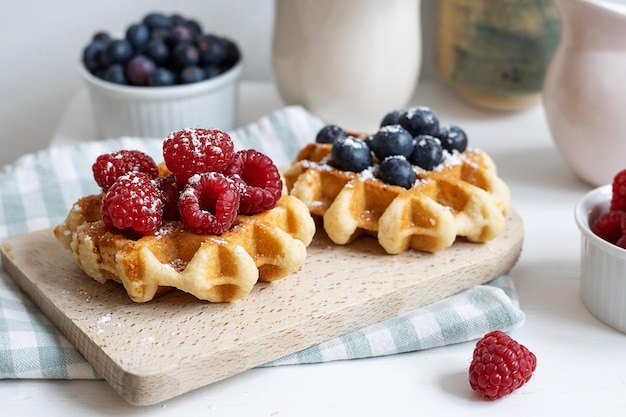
[80,11,242,140]
[575,170,626,333]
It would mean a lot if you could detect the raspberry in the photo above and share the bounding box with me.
[469,330,537,400]
[591,210,625,244]
[611,169,626,211]
[162,128,235,185]
[223,149,283,214]
[101,172,163,237]
[92,150,159,191]
[178,172,240,234]
[155,174,181,220]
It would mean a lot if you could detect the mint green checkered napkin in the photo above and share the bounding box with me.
[0,106,525,379]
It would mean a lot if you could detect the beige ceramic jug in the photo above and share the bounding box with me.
[271,0,421,132]
[543,0,626,186]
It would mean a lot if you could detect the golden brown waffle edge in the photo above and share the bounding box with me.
[54,192,316,303]
[284,143,510,254]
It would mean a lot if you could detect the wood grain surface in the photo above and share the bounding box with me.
[1,211,523,406]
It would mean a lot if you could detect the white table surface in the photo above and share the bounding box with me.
[4,78,625,416]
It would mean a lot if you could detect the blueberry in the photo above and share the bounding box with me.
[101,39,134,66]
[316,125,347,144]
[380,109,404,127]
[102,64,127,84]
[126,55,156,86]
[363,134,377,153]
[143,12,173,30]
[221,38,241,68]
[83,40,107,73]
[170,14,187,26]
[179,66,205,84]
[203,65,223,79]
[197,34,228,66]
[171,43,200,68]
[92,31,111,44]
[377,156,416,189]
[148,67,175,86]
[167,24,194,46]
[409,135,443,171]
[184,19,203,36]
[143,39,169,65]
[438,125,468,153]
[331,136,372,172]
[398,107,440,137]
[369,124,414,160]
[126,23,150,49]
[150,27,170,42]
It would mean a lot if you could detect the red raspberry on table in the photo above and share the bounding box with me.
[178,172,240,235]
[468,330,537,400]
[591,210,625,244]
[101,172,163,237]
[611,169,626,211]
[162,128,235,186]
[224,149,283,214]
[92,150,159,191]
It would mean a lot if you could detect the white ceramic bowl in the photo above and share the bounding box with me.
[79,61,242,140]
[575,184,626,333]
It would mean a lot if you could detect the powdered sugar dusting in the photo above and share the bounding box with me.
[359,166,376,181]
[97,314,111,324]
[379,124,405,134]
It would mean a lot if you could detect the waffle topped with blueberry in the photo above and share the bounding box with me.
[54,128,315,303]
[284,107,511,254]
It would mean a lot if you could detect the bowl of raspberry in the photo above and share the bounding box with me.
[575,169,626,333]
[80,12,242,140]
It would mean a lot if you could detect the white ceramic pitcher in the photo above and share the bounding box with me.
[271,0,421,132]
[543,0,626,186]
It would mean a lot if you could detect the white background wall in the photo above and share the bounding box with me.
[0,0,437,168]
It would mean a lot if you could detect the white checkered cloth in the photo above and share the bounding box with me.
[0,106,524,379]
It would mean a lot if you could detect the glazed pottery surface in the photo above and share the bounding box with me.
[436,0,560,111]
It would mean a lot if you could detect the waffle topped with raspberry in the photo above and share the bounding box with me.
[54,128,315,303]
[283,107,511,254]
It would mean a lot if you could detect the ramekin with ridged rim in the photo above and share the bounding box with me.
[79,60,242,140]
[575,184,626,333]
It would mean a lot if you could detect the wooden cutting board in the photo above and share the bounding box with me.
[1,211,523,406]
